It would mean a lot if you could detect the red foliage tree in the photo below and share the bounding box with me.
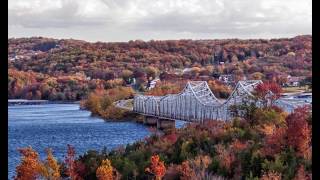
[145,155,166,180]
[293,165,311,180]
[163,132,178,144]
[64,145,83,180]
[286,106,311,157]
[262,127,287,156]
[254,81,282,107]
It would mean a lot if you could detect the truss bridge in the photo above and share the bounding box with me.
[133,80,265,123]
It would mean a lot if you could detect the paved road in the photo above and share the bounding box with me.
[114,99,133,111]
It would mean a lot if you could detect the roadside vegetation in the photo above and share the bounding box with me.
[282,85,311,93]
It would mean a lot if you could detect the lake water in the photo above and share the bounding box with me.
[9,104,167,179]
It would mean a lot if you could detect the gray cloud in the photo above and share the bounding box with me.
[9,0,108,28]
[8,0,311,42]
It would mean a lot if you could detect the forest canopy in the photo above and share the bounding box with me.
[8,35,312,100]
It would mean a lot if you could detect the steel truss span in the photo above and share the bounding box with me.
[133,80,264,122]
[134,80,311,122]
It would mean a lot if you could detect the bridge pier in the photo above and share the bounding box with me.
[157,119,175,130]
[143,116,158,126]
[143,116,175,129]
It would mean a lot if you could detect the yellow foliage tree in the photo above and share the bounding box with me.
[84,92,101,115]
[39,148,60,179]
[96,159,114,180]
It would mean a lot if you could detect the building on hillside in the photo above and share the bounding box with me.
[219,74,234,84]
[148,78,160,90]
[182,68,193,74]
[285,75,305,87]
[172,68,184,75]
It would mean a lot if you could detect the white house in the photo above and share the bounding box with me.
[182,68,192,73]
[219,74,234,84]
[148,78,160,90]
[286,75,304,87]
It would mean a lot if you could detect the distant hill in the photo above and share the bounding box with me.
[8,35,312,100]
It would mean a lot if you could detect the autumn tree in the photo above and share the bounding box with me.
[105,78,124,89]
[286,106,311,158]
[83,92,102,115]
[252,107,287,127]
[15,146,42,180]
[145,66,159,80]
[177,161,196,180]
[133,69,146,79]
[190,67,201,77]
[64,145,82,180]
[186,155,212,178]
[145,155,166,180]
[260,171,282,180]
[262,127,287,157]
[120,70,133,84]
[96,159,114,180]
[145,81,184,96]
[39,148,60,179]
[207,80,232,98]
[250,72,265,80]
[293,166,310,180]
[214,144,235,171]
[254,81,282,107]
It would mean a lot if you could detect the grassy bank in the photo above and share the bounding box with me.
[282,86,311,93]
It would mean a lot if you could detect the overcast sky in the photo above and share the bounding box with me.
[8,0,312,42]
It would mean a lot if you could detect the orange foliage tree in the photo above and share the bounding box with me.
[96,159,114,180]
[15,146,42,180]
[145,81,185,96]
[145,155,166,180]
[81,86,134,119]
[230,139,248,152]
[207,80,232,98]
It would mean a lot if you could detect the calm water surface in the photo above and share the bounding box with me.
[9,104,165,179]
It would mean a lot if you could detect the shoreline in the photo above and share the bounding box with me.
[8,99,80,106]
[87,110,146,124]
[8,99,183,130]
